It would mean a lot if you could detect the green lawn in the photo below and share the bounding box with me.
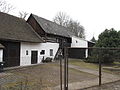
[68,59,99,70]
[68,59,120,75]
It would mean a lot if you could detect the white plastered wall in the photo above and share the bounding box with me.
[71,36,88,58]
[20,42,59,66]
[0,49,3,62]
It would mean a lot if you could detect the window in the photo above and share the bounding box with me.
[40,50,45,55]
[56,38,59,42]
[50,49,53,56]
[26,50,28,55]
[76,40,78,43]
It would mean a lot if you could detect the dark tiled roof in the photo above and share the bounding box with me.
[0,43,4,48]
[32,14,71,38]
[0,12,43,43]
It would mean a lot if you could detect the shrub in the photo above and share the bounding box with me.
[85,49,115,63]
[86,29,120,64]
[42,57,53,63]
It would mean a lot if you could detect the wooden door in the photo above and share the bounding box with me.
[31,51,38,64]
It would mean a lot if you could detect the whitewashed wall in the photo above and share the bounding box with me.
[20,42,59,66]
[71,36,88,58]
[71,36,88,47]
[0,49,3,62]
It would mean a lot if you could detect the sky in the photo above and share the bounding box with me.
[5,0,120,40]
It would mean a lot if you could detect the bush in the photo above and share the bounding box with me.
[84,56,99,63]
[42,57,53,63]
[90,28,120,64]
[85,49,115,63]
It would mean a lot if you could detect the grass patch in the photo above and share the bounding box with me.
[114,62,120,64]
[69,67,97,76]
[68,59,120,75]
[69,59,99,70]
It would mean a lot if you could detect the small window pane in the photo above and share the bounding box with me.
[26,50,28,55]
[76,40,78,43]
[40,50,45,55]
[50,49,53,56]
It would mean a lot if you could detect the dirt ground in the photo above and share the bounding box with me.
[0,60,119,90]
[2,62,97,90]
[82,80,120,90]
[67,59,120,90]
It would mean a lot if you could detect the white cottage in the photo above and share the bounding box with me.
[20,42,59,66]
[0,12,59,67]
[71,36,88,48]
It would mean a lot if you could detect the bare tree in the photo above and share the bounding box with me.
[19,11,28,19]
[53,12,70,27]
[53,12,85,38]
[0,0,14,13]
[67,20,85,38]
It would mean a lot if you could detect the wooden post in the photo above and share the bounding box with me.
[64,47,68,90]
[60,54,62,90]
[66,48,68,90]
[99,50,102,86]
[64,47,66,90]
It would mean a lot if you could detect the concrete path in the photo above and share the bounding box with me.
[53,64,120,90]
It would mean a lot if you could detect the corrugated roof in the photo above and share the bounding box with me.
[0,12,43,43]
[32,14,71,38]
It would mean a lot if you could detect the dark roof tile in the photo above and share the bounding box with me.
[32,14,71,38]
[0,12,43,43]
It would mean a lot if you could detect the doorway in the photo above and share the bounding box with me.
[31,51,38,64]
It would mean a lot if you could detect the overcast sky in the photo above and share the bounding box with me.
[6,0,120,40]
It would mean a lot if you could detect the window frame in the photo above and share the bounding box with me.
[50,49,53,56]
